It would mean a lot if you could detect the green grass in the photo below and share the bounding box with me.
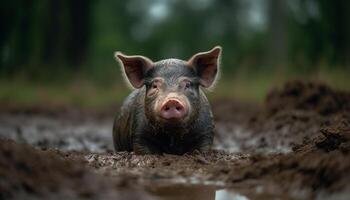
[0,79,129,109]
[0,68,349,110]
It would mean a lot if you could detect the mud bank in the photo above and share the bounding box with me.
[0,80,349,199]
[0,140,153,200]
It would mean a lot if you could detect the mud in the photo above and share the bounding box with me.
[266,80,350,116]
[0,80,349,199]
[0,140,153,200]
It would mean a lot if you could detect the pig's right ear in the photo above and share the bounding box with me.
[114,52,153,88]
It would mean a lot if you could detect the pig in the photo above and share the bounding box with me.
[113,46,222,155]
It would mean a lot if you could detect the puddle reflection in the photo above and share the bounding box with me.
[216,189,249,200]
[145,185,249,200]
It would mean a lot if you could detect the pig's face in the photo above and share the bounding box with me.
[115,46,221,127]
[143,60,200,125]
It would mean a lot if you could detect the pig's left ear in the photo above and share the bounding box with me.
[114,52,153,88]
[188,46,222,88]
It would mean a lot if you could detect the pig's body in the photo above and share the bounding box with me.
[113,87,214,155]
[113,46,221,155]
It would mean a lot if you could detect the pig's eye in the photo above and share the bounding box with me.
[152,83,158,89]
[185,82,191,89]
[148,81,161,96]
[151,80,161,90]
[181,80,191,90]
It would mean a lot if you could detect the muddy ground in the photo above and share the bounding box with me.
[0,80,349,200]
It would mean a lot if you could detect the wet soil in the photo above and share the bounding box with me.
[0,80,349,199]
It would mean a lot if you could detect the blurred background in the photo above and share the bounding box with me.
[1,0,349,109]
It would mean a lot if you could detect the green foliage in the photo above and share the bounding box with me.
[2,1,349,77]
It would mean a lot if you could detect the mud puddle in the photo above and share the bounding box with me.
[144,183,297,200]
[145,184,252,200]
[0,80,350,199]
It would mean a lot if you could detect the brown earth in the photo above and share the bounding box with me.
[0,80,349,199]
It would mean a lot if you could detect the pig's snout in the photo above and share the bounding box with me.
[160,99,187,120]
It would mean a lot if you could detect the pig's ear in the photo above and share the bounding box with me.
[188,46,222,88]
[114,52,153,88]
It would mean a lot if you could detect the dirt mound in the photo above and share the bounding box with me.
[0,139,149,200]
[266,80,350,116]
[237,81,350,153]
[222,113,350,198]
[213,80,350,153]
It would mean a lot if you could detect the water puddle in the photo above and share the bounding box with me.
[145,184,251,200]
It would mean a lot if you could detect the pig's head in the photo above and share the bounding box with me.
[115,46,221,127]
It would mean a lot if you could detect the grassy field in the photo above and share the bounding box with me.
[0,68,349,110]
